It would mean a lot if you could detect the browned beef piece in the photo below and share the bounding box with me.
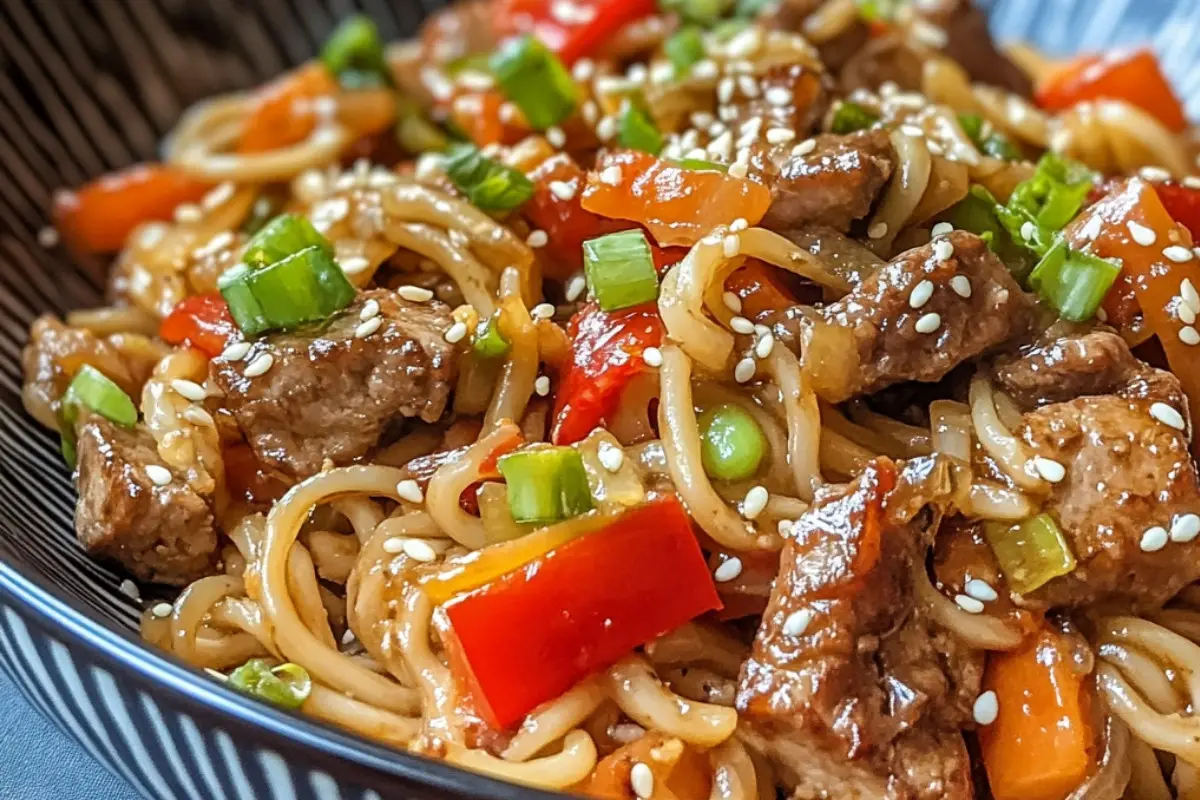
[211,290,458,479]
[915,0,1034,98]
[741,63,830,141]
[419,0,495,63]
[75,415,217,585]
[738,458,978,800]
[796,231,1033,403]
[761,130,895,233]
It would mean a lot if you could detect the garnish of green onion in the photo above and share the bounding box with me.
[659,0,730,26]
[498,446,594,524]
[948,185,1036,280]
[57,365,139,465]
[219,247,356,336]
[472,313,511,359]
[618,103,664,155]
[664,27,706,77]
[1028,237,1121,322]
[958,113,1021,161]
[583,230,659,312]
[670,157,729,173]
[699,404,766,481]
[830,101,880,135]
[242,213,333,268]
[855,0,903,21]
[984,514,1077,595]
[489,35,577,131]
[228,658,313,710]
[320,15,392,88]
[396,97,448,155]
[443,144,535,212]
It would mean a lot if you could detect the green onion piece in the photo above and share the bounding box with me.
[734,0,774,18]
[320,15,391,88]
[1028,237,1121,322]
[1010,154,1095,233]
[670,157,729,173]
[240,191,286,237]
[242,213,333,268]
[473,313,511,359]
[957,113,985,142]
[219,247,356,335]
[445,53,492,76]
[57,365,139,465]
[489,35,577,131]
[856,0,903,21]
[699,404,766,481]
[498,446,594,524]
[958,113,1021,162]
[583,230,659,312]
[664,27,706,77]
[710,18,750,40]
[396,97,448,155]
[659,0,731,26]
[948,185,1036,280]
[217,264,269,336]
[443,144,535,211]
[830,101,880,135]
[984,514,1077,595]
[228,658,312,710]
[618,103,664,155]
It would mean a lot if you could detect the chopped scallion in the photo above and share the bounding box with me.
[659,0,731,26]
[472,313,511,359]
[57,365,138,465]
[320,15,391,88]
[664,27,706,77]
[699,404,766,481]
[396,97,448,155]
[958,113,1022,161]
[443,144,534,211]
[242,213,333,268]
[670,157,728,172]
[984,514,1076,595]
[228,658,313,710]
[583,230,659,312]
[489,35,577,131]
[856,0,903,22]
[618,103,664,155]
[498,446,594,524]
[1028,236,1121,322]
[219,247,356,336]
[948,185,1035,280]
[830,101,880,135]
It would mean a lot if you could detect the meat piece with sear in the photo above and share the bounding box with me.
[211,289,458,479]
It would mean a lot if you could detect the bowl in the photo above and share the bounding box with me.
[0,1,1197,798]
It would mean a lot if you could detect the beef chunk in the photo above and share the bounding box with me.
[75,416,217,585]
[762,130,896,233]
[738,458,978,800]
[212,290,458,479]
[914,0,1034,98]
[796,231,1032,403]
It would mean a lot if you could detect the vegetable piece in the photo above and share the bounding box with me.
[948,186,1037,280]
[489,34,578,130]
[979,626,1095,800]
[396,97,450,154]
[855,0,903,22]
[491,0,657,66]
[983,514,1077,595]
[227,658,313,710]
[238,63,339,154]
[58,365,139,465]
[830,101,880,134]
[218,248,356,336]
[580,732,711,798]
[448,90,526,149]
[160,294,240,358]
[723,260,797,320]
[444,144,535,211]
[524,154,629,279]
[442,496,722,729]
[658,0,730,26]
[699,404,767,481]
[583,229,659,311]
[1027,237,1121,322]
[52,164,210,254]
[581,150,771,246]
[996,154,1095,257]
[1152,181,1200,240]
[473,313,511,359]
[664,26,706,77]
[670,157,729,173]
[958,113,1022,161]
[320,15,391,88]
[498,445,595,523]
[551,302,665,445]
[242,213,333,267]
[617,103,664,155]
[1036,49,1186,133]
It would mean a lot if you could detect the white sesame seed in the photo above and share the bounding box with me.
[717,77,736,105]
[642,347,664,367]
[933,239,955,263]
[909,280,935,309]
[37,226,59,248]
[729,218,749,233]
[532,302,556,320]
[566,272,587,302]
[572,58,595,81]
[530,375,550,397]
[782,608,813,637]
[777,519,794,537]
[900,124,925,138]
[546,126,566,148]
[1171,514,1200,543]
[742,486,769,519]
[151,602,174,618]
[580,101,598,124]
[714,557,743,582]
[599,166,623,186]
[382,537,405,554]
[931,222,954,237]
[706,131,733,161]
[868,222,889,240]
[396,479,424,504]
[692,59,719,80]
[973,691,999,726]
[630,762,654,800]
[792,138,817,157]
[1078,215,1103,242]
[339,256,371,275]
[243,353,274,377]
[753,323,770,336]
[1096,307,1109,322]
[354,317,382,338]
[596,116,618,141]
[398,285,434,302]
[1165,246,1194,263]
[914,312,942,334]
[911,19,948,48]
[1020,221,1036,242]
[183,406,215,427]
[145,464,172,486]
[1150,401,1187,431]
[954,594,984,614]
[949,275,972,298]
[359,299,380,321]
[1139,166,1172,183]
[1186,176,1200,190]
[755,332,775,359]
[170,379,207,402]
[598,441,625,473]
[444,321,468,343]
[1181,326,1200,346]
[526,230,549,248]
[766,128,796,145]
[119,579,141,601]
[734,357,756,383]
[1184,279,1200,313]
[1128,220,1157,246]
[403,539,438,563]
[1179,302,1197,326]
[174,203,202,224]
[1141,526,1169,552]
[722,291,742,313]
[728,160,749,180]
[549,180,577,201]
[720,235,741,259]
[341,628,356,645]
[737,75,760,98]
[964,579,998,603]
[926,140,945,156]
[1033,456,1066,483]
[730,316,755,334]
[765,86,792,107]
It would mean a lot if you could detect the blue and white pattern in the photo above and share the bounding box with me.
[0,1,1197,797]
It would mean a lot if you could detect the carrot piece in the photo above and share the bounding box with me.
[979,626,1095,800]
[577,731,711,799]
[1036,49,1186,133]
[238,63,338,154]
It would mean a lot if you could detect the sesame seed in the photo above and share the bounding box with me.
[145,465,172,486]
[183,407,215,427]
[174,203,202,223]
[792,138,817,157]
[444,321,468,343]
[534,375,551,397]
[730,316,755,334]
[722,235,741,258]
[398,285,434,302]
[1139,166,1172,183]
[566,272,587,302]
[777,519,794,537]
[690,111,715,129]
[972,691,999,725]
[359,299,380,321]
[950,275,972,298]
[642,347,664,367]
[728,161,749,180]
[933,240,955,263]
[742,486,769,519]
[714,557,743,582]
[341,628,356,645]
[596,116,618,141]
[1150,401,1187,431]
[926,140,945,156]
[755,332,775,359]
[766,128,796,145]
[598,441,624,473]
[931,222,954,237]
[706,130,733,160]
[1128,220,1157,246]
[692,59,718,80]
[1183,279,1200,313]
[549,180,577,201]
[954,594,984,614]
[526,230,549,248]
[1020,221,1036,242]
[722,291,742,313]
[909,280,934,309]
[532,302,556,320]
[339,256,370,275]
[737,75,760,98]
[900,124,925,138]
[37,226,59,248]
[1186,176,1200,190]
[355,317,382,338]
[599,166,623,186]
[1180,326,1200,346]
[119,579,141,601]
[868,222,889,240]
[964,579,998,603]
[782,608,813,637]
[684,147,708,161]
[546,126,566,148]
[244,353,274,377]
[911,19,948,48]
[1096,307,1108,322]
[765,86,792,107]
[1171,513,1200,543]
[1078,215,1103,242]
[170,379,207,402]
[572,58,594,81]
[403,539,438,563]
[1140,526,1169,552]
[1165,246,1194,263]
[914,312,942,334]
[734,357,756,383]
[630,762,654,800]
[753,323,770,336]
[396,479,425,504]
[729,218,749,234]
[382,537,405,554]
[1033,456,1066,483]
[151,602,174,618]
[717,77,736,105]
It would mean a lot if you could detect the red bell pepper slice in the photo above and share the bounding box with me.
[159,293,240,359]
[53,163,211,254]
[551,301,664,445]
[442,496,721,729]
[1153,181,1200,240]
[525,154,629,280]
[491,0,657,65]
[1036,49,1186,133]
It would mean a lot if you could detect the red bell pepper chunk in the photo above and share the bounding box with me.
[491,0,657,65]
[1036,49,1187,133]
[159,293,240,359]
[1153,181,1200,240]
[551,302,664,445]
[525,154,629,280]
[442,496,722,730]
